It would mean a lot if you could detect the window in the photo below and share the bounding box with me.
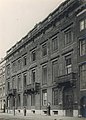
[12,61,16,73]
[52,60,58,82]
[10,80,12,90]
[8,82,10,90]
[64,30,73,45]
[6,65,10,76]
[52,36,58,51]
[42,90,47,106]
[80,39,86,56]
[80,19,86,31]
[23,74,27,88]
[65,55,72,74]
[42,65,47,85]
[32,51,36,61]
[17,59,21,70]
[23,95,27,106]
[31,94,35,106]
[17,75,21,91]
[12,77,16,89]
[53,89,58,105]
[23,56,27,66]
[18,94,21,107]
[42,44,47,56]
[32,70,35,83]
[80,64,86,90]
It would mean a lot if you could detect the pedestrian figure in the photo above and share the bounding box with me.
[47,102,51,116]
[3,103,5,113]
[24,107,26,116]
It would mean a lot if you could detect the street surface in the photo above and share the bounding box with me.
[0,113,85,120]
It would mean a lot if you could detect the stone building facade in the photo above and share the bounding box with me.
[0,59,6,112]
[5,0,86,117]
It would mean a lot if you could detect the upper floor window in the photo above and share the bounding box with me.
[31,51,36,61]
[17,75,21,91]
[6,64,10,76]
[17,59,21,70]
[42,65,47,85]
[7,82,10,90]
[32,70,36,83]
[23,56,27,66]
[64,30,73,45]
[42,44,47,56]
[80,64,86,90]
[65,55,72,74]
[12,77,16,89]
[80,39,86,56]
[23,73,27,88]
[12,61,16,73]
[52,60,58,82]
[80,19,86,31]
[52,36,58,52]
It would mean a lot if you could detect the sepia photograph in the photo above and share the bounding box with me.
[0,0,86,120]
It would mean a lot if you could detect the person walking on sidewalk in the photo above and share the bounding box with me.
[24,107,26,116]
[47,102,51,116]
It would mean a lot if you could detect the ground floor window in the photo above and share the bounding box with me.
[52,88,58,105]
[23,95,27,106]
[18,94,21,107]
[80,64,86,90]
[31,94,35,106]
[42,90,47,106]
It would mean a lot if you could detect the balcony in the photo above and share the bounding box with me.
[24,82,40,94]
[8,89,16,96]
[57,72,77,86]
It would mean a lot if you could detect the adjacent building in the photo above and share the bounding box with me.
[0,59,6,112]
[5,0,86,117]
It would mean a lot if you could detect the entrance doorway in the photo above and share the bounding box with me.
[80,96,86,118]
[63,88,73,117]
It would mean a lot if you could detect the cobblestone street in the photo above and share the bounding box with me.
[0,113,85,120]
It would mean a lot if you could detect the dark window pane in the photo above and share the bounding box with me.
[42,44,47,56]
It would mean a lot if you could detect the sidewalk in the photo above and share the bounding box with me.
[0,113,85,120]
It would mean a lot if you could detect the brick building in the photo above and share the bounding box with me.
[0,59,6,112]
[5,0,86,117]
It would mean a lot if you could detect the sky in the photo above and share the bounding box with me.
[0,0,65,59]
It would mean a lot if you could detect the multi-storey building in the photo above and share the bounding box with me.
[5,0,86,117]
[0,59,6,112]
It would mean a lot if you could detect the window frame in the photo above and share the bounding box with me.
[52,60,58,82]
[80,39,86,56]
[42,90,47,106]
[42,43,47,57]
[31,50,36,62]
[80,18,86,31]
[42,65,47,85]
[64,29,73,45]
[32,69,36,83]
[23,73,27,88]
[65,55,72,74]
[31,94,35,106]
[23,55,27,66]
[80,64,86,90]
[52,36,58,52]
[52,88,58,105]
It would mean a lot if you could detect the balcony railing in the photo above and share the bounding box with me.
[8,89,16,96]
[57,72,77,84]
[24,82,40,94]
